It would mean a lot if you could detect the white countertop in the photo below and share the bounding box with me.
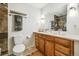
[35,31,79,41]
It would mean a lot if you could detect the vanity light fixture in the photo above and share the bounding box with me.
[69,7,76,10]
[69,3,78,16]
[41,14,45,19]
[40,19,45,24]
[69,7,77,16]
[39,14,45,24]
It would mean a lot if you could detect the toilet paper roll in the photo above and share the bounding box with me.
[26,35,31,39]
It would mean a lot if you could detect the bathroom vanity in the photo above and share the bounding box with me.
[34,32,79,56]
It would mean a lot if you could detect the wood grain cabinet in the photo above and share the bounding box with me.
[34,32,74,56]
[55,38,74,56]
[39,37,44,54]
[45,40,54,56]
[35,33,39,49]
[35,33,45,54]
[44,35,55,56]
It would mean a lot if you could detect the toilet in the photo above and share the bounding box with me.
[13,36,25,56]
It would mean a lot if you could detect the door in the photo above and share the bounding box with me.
[45,40,54,56]
[39,37,45,54]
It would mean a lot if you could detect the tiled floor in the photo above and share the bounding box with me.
[24,47,37,55]
[24,47,44,56]
[30,51,44,56]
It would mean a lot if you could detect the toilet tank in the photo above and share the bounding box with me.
[14,36,24,45]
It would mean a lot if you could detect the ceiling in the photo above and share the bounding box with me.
[28,3,48,8]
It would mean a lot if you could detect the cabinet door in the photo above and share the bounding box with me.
[45,40,54,56]
[35,36,39,49]
[55,43,71,56]
[55,37,71,47]
[55,38,74,56]
[55,50,66,56]
[39,37,45,54]
[35,33,39,49]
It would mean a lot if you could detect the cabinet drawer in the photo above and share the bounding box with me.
[55,38,71,47]
[55,50,66,56]
[55,43,71,55]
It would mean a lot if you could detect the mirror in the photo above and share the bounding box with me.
[53,15,66,31]
[44,3,67,31]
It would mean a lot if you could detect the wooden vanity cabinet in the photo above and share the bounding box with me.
[35,33,55,56]
[35,33,45,54]
[35,33,39,49]
[34,32,74,56]
[44,35,55,56]
[45,40,54,56]
[38,37,45,54]
[55,38,74,56]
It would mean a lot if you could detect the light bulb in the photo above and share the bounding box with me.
[69,9,76,16]
[41,15,45,19]
[41,19,45,24]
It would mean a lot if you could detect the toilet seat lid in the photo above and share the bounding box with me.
[13,44,25,53]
